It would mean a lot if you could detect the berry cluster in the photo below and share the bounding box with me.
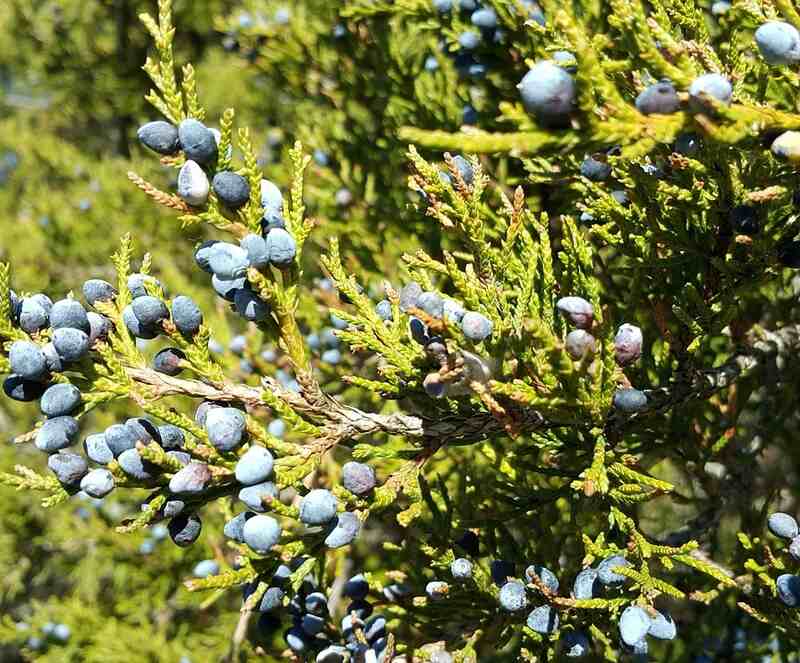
[248,570,393,661]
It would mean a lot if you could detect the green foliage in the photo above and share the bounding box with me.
[6,0,800,661]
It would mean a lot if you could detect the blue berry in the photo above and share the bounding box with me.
[342,461,376,495]
[234,288,269,321]
[268,419,286,438]
[238,481,278,512]
[674,134,701,157]
[768,512,799,539]
[205,242,250,280]
[104,423,137,457]
[127,273,161,299]
[122,305,156,339]
[343,575,370,600]
[80,468,115,498]
[240,234,270,268]
[426,581,450,601]
[527,605,559,634]
[211,274,245,301]
[409,317,429,345]
[635,80,680,115]
[565,329,596,359]
[556,296,593,328]
[321,348,341,365]
[118,448,156,480]
[229,335,247,356]
[82,279,116,307]
[689,73,732,110]
[178,119,218,165]
[299,488,339,525]
[3,375,47,402]
[324,511,361,548]
[424,55,439,71]
[525,565,559,593]
[443,299,465,323]
[417,291,444,318]
[35,416,79,453]
[243,514,282,553]
[597,554,630,585]
[433,0,452,11]
[618,605,652,646]
[518,61,576,126]
[223,511,255,542]
[19,297,49,333]
[48,452,88,486]
[458,31,481,50]
[648,609,677,640]
[614,323,643,365]
[205,407,247,451]
[40,383,81,417]
[84,432,113,464]
[459,0,477,10]
[335,187,353,207]
[778,573,800,607]
[580,155,611,181]
[266,228,297,267]
[168,513,202,547]
[193,559,220,578]
[471,8,497,28]
[462,104,478,125]
[126,417,159,444]
[755,21,800,65]
[375,299,393,321]
[260,179,284,214]
[490,559,514,585]
[562,630,591,657]
[129,297,167,329]
[212,171,250,209]
[137,121,179,155]
[87,312,111,344]
[460,311,493,341]
[235,446,274,485]
[399,282,422,312]
[300,613,326,636]
[52,624,71,643]
[9,340,48,380]
[451,558,473,580]
[499,581,528,611]
[572,568,600,599]
[194,241,220,273]
[177,160,210,206]
[613,388,648,413]
[50,298,89,332]
[171,295,202,335]
[169,462,212,495]
[153,347,185,376]
[259,586,285,611]
[53,328,90,362]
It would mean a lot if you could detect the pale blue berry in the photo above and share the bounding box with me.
[35,416,79,453]
[40,383,81,417]
[527,605,559,634]
[243,514,282,553]
[518,61,576,126]
[756,21,800,65]
[768,512,799,539]
[235,446,274,485]
[619,605,652,646]
[205,407,247,451]
[460,311,493,341]
[138,121,179,155]
[80,468,115,498]
[299,488,339,525]
[172,296,203,335]
[178,119,218,165]
[169,513,202,547]
[238,481,278,512]
[499,581,528,611]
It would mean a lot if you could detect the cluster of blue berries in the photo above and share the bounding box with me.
[224,459,374,555]
[246,567,391,661]
[139,116,298,324]
[767,511,800,607]
[555,296,646,413]
[18,620,71,652]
